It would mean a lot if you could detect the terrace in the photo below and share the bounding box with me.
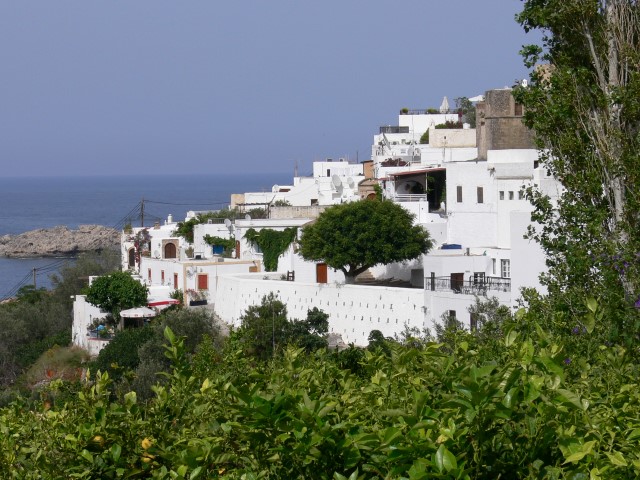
[426,276,511,294]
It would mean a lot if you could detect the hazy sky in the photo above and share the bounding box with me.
[0,1,538,178]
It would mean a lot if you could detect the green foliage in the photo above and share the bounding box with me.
[85,271,148,319]
[273,199,291,206]
[15,285,48,304]
[4,308,640,478]
[373,183,383,201]
[419,129,430,144]
[435,120,463,129]
[237,293,329,360]
[91,326,155,380]
[514,0,640,343]
[174,208,267,243]
[244,227,297,271]
[299,200,433,283]
[202,234,235,257]
[455,96,476,127]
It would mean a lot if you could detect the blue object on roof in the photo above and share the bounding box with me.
[441,244,462,250]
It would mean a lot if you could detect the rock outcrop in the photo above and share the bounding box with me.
[0,225,120,258]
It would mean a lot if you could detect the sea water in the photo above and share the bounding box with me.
[0,172,289,299]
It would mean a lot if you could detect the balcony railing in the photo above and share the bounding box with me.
[392,194,429,203]
[426,276,511,294]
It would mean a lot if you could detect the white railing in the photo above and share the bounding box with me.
[392,194,429,203]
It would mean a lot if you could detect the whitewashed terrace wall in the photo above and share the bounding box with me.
[211,274,428,346]
[72,295,110,357]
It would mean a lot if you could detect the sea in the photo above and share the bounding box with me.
[0,173,290,300]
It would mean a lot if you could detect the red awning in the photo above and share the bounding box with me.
[147,299,180,307]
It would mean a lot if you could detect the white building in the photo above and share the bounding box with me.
[73,88,561,353]
[231,160,365,209]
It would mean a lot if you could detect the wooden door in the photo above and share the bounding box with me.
[316,263,328,284]
[173,273,178,290]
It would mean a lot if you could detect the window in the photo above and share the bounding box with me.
[161,270,165,283]
[492,259,497,275]
[456,186,463,203]
[477,186,484,204]
[173,273,178,290]
[501,259,511,278]
[508,191,514,200]
[518,190,524,200]
[148,269,151,282]
[197,274,209,290]
[514,103,523,116]
[473,272,485,285]
[499,191,505,200]
[446,310,457,329]
[310,199,318,206]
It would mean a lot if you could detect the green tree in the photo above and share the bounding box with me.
[237,294,329,360]
[85,271,148,319]
[237,293,289,360]
[299,200,432,283]
[514,0,640,339]
[454,96,476,127]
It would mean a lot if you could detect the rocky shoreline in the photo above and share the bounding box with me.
[0,225,120,258]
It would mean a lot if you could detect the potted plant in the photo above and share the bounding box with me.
[186,288,207,306]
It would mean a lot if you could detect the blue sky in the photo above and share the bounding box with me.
[0,1,538,177]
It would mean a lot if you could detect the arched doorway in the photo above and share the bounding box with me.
[164,243,177,259]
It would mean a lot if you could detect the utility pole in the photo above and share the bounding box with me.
[140,198,145,228]
[32,268,36,289]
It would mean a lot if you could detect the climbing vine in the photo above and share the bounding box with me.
[244,228,297,271]
[203,235,235,257]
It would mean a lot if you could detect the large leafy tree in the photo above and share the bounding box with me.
[85,271,148,319]
[299,200,432,284]
[514,0,640,336]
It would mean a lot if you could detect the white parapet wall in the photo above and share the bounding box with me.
[72,295,110,357]
[211,274,428,346]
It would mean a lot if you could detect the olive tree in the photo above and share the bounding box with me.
[299,200,432,284]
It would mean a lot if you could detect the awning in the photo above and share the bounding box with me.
[148,299,180,307]
[120,307,157,318]
[388,168,445,177]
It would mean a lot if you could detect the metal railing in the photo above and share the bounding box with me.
[426,276,511,294]
[400,109,460,115]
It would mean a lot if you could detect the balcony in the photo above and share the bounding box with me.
[426,276,511,294]
[391,193,429,203]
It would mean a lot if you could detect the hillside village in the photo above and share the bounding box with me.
[72,87,562,354]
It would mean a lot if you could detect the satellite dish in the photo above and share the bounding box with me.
[521,79,528,87]
[224,218,232,228]
[153,250,160,258]
[245,214,251,221]
[331,175,342,189]
[272,184,280,193]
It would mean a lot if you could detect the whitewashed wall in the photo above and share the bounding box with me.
[510,211,548,301]
[425,289,512,330]
[211,274,428,346]
[72,295,110,357]
[398,113,459,135]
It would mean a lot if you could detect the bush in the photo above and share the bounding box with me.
[91,326,154,380]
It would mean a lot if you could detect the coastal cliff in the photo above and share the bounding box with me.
[0,225,119,258]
